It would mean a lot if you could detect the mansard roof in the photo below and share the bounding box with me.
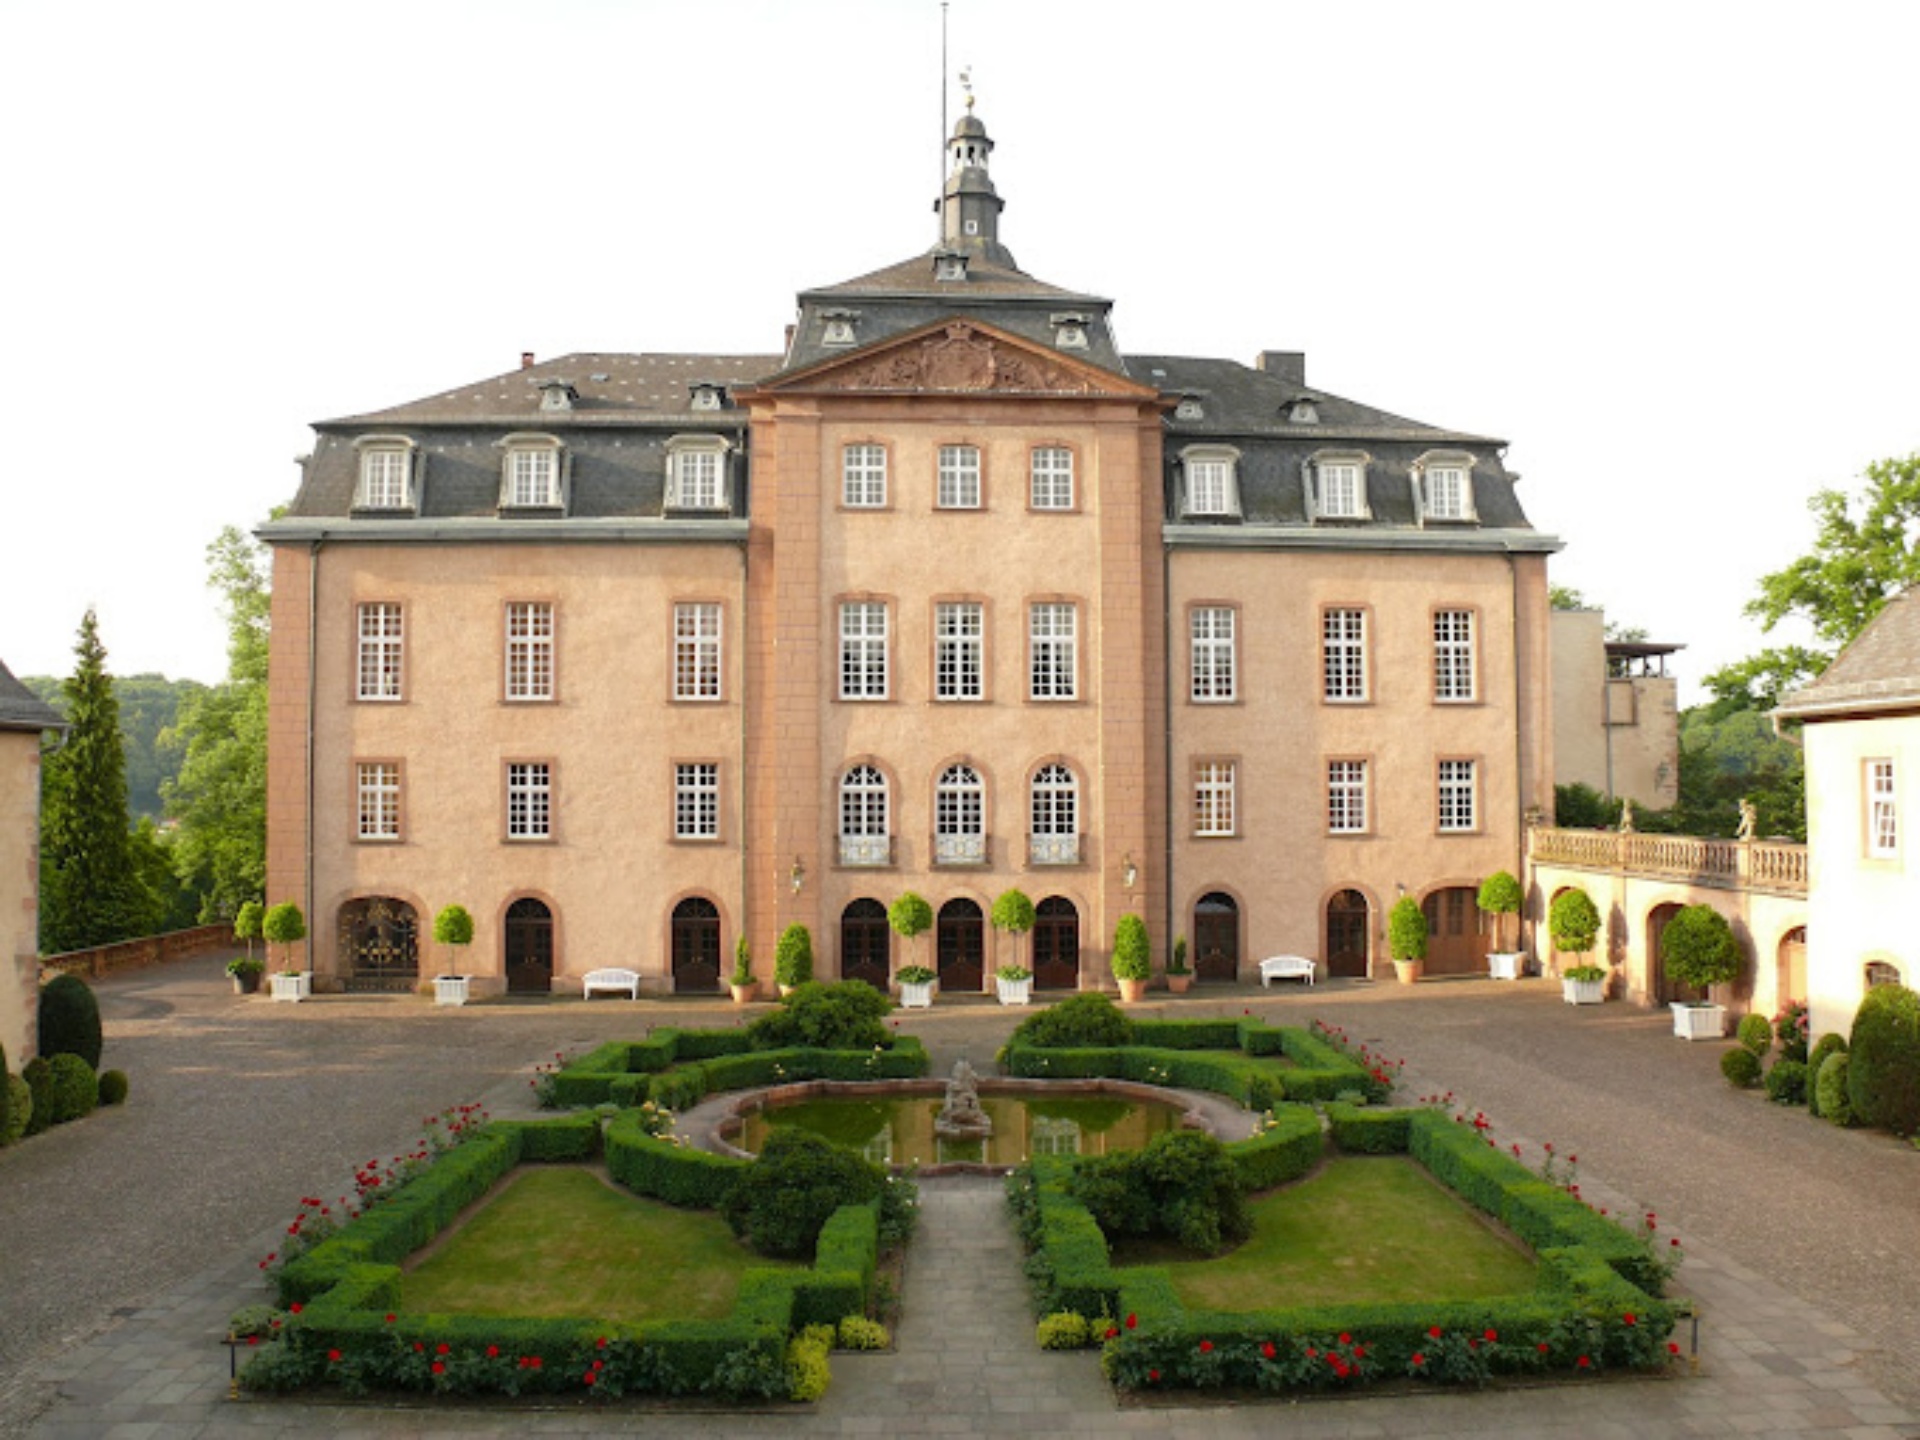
[0,659,63,733]
[1776,589,1920,720]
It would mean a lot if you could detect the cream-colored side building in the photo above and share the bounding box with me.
[1550,608,1679,812]
[1,660,63,1062]
[1776,590,1920,1041]
[262,110,1559,996]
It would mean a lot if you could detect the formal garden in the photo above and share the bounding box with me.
[212,974,1696,1409]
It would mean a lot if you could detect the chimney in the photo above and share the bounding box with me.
[520,351,535,370]
[1256,350,1305,386]
[784,323,796,351]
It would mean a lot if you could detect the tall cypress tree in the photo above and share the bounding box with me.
[40,610,156,952]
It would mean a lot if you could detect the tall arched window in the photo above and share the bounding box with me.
[838,765,890,866]
[935,764,985,864]
[1029,763,1079,864]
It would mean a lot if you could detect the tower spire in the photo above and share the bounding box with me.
[937,89,1015,270]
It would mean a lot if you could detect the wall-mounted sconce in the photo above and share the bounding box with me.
[1122,852,1138,889]
[790,857,806,894]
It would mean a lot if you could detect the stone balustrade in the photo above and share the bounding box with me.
[1530,827,1806,897]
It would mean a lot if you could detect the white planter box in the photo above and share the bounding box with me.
[270,972,311,1003]
[1562,977,1605,1005]
[899,980,936,1009]
[1487,952,1524,981]
[434,976,471,1007]
[996,977,1033,1006]
[1671,1002,1727,1040]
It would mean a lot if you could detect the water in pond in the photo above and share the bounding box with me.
[736,1092,1184,1167]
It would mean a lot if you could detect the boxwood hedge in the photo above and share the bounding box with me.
[552,1030,929,1108]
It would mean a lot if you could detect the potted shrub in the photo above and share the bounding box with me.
[1477,870,1524,980]
[1111,914,1151,1002]
[995,963,1034,1006]
[896,964,937,1009]
[1387,896,1427,985]
[990,887,1036,998]
[224,954,264,995]
[889,892,933,999]
[1550,888,1605,1003]
[233,899,263,959]
[729,936,757,1005]
[1166,935,1193,995]
[432,903,474,1006]
[774,923,813,997]
[1662,904,1743,1040]
[262,902,309,1001]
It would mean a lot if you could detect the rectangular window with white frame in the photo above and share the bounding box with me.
[356,602,403,701]
[937,444,981,509]
[507,449,558,507]
[934,601,984,700]
[1424,463,1471,520]
[1438,758,1477,832]
[506,762,552,840]
[1030,447,1074,509]
[356,448,412,509]
[839,601,889,700]
[1029,602,1078,700]
[1328,759,1368,834]
[1190,606,1236,702]
[505,602,555,700]
[1194,760,1237,837]
[675,762,720,840]
[1434,609,1475,702]
[1323,608,1367,702]
[1317,460,1365,518]
[672,450,722,509]
[843,443,887,508]
[355,761,400,840]
[1184,456,1238,516]
[673,603,723,700]
[1868,758,1898,857]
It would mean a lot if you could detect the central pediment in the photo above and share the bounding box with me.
[743,319,1157,401]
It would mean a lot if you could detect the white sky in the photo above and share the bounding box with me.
[4,0,1917,704]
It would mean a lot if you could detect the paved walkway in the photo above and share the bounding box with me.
[5,960,1920,1437]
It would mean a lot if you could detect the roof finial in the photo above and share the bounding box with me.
[960,66,974,110]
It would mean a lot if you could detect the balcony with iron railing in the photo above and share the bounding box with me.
[1027,832,1082,865]
[934,833,988,865]
[838,835,893,867]
[1529,827,1806,897]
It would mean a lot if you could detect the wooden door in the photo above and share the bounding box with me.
[1326,890,1370,978]
[840,899,891,991]
[504,898,553,994]
[937,898,984,991]
[1032,897,1080,990]
[1193,892,1239,982]
[671,897,722,993]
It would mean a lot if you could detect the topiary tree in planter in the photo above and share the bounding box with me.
[1111,914,1151,1001]
[262,902,306,973]
[1661,904,1743,999]
[1387,896,1428,984]
[888,892,933,973]
[774,923,814,992]
[432,904,474,979]
[1847,984,1920,1136]
[1548,889,1601,967]
[990,888,1036,979]
[233,899,264,960]
[1476,871,1523,953]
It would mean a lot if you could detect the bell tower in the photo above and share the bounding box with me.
[938,97,1016,270]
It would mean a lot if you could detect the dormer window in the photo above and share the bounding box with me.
[821,309,859,347]
[1414,451,1478,523]
[498,434,567,511]
[1174,394,1205,421]
[352,435,418,511]
[1287,397,1320,425]
[1179,445,1241,519]
[689,381,726,413]
[665,434,731,511]
[1308,452,1371,521]
[935,252,969,282]
[537,379,576,413]
[1051,312,1090,350]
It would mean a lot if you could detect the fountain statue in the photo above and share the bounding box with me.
[934,1057,994,1139]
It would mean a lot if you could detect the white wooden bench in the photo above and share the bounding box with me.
[1258,955,1317,988]
[581,967,641,1000]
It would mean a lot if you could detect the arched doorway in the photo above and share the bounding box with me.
[1325,890,1370,978]
[336,897,418,993]
[1422,886,1485,975]
[937,898,985,991]
[1193,892,1239,982]
[1032,897,1080,990]
[1777,926,1807,1004]
[840,899,890,992]
[504,898,553,994]
[1647,902,1685,1001]
[671,897,722,993]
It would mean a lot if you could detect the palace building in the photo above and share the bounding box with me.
[261,106,1559,996]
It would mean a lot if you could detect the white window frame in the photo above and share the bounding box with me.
[499,436,565,509]
[665,435,730,511]
[1029,602,1078,700]
[1438,759,1477,833]
[1030,763,1078,837]
[506,762,552,840]
[935,764,985,839]
[838,601,889,700]
[1434,609,1475,702]
[1423,464,1471,521]
[937,444,982,509]
[356,761,400,840]
[1322,608,1367,702]
[505,601,555,701]
[1194,760,1237,838]
[354,440,415,510]
[674,762,720,840]
[1030,447,1074,510]
[1179,445,1241,518]
[673,603,723,701]
[1190,606,1236,702]
[843,443,888,508]
[1868,758,1898,857]
[355,602,403,701]
[840,765,889,840]
[1328,760,1368,834]
[935,601,984,701]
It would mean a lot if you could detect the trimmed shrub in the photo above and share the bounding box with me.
[1037,1312,1091,1349]
[1111,914,1151,982]
[1719,1048,1761,1089]
[1327,1102,1415,1154]
[1231,1106,1322,1190]
[838,1315,890,1350]
[1068,1129,1249,1255]
[1387,896,1428,963]
[774,923,815,989]
[606,1117,745,1208]
[1818,1052,1855,1127]
[1763,1059,1807,1106]
[22,1057,55,1137]
[1010,993,1134,1049]
[1807,1033,1847,1116]
[1661,905,1743,993]
[1548,888,1601,957]
[723,1129,884,1259]
[1774,1001,1810,1063]
[48,1053,97,1123]
[748,981,891,1052]
[97,1068,130,1106]
[1477,871,1523,951]
[1847,984,1920,1134]
[38,973,103,1069]
[2,1071,29,1145]
[786,1323,834,1401]
[1736,1013,1773,1056]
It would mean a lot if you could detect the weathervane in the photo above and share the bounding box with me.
[960,66,974,110]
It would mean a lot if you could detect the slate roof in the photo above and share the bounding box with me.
[809,252,1086,300]
[0,659,64,732]
[1775,589,1920,720]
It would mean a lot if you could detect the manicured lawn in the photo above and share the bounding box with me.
[1116,1157,1537,1310]
[404,1167,797,1323]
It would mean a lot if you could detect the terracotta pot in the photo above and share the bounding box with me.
[730,982,758,1005]
[1393,959,1424,985]
[1117,977,1149,1003]
[1166,973,1193,995]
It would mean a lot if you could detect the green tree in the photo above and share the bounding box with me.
[990,887,1036,973]
[39,611,159,952]
[433,904,475,978]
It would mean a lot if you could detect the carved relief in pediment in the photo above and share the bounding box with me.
[822,322,1105,394]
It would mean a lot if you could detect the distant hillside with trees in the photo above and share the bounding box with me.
[23,673,204,821]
